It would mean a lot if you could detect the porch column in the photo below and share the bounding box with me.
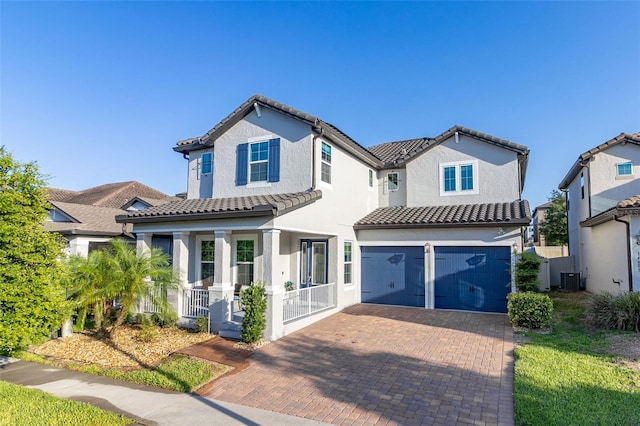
[263,229,283,340]
[136,232,152,256]
[209,231,234,331]
[172,232,190,318]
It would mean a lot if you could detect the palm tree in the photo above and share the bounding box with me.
[67,239,178,333]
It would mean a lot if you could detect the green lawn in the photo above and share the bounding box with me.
[0,380,131,426]
[514,292,640,426]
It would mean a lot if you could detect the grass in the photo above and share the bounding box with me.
[514,291,640,426]
[0,380,131,426]
[74,354,225,392]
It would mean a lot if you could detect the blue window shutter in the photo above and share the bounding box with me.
[268,138,280,182]
[236,143,248,185]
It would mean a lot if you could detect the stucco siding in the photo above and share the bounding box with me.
[377,168,407,207]
[187,107,314,199]
[405,134,521,207]
[582,220,629,294]
[588,144,640,215]
[186,148,215,199]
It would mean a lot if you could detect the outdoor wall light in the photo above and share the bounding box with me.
[635,232,640,245]
[512,242,519,254]
[424,243,431,254]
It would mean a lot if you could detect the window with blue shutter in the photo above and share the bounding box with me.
[268,138,280,182]
[201,152,213,175]
[236,143,248,185]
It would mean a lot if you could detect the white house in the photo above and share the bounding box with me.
[117,94,531,340]
[559,132,640,294]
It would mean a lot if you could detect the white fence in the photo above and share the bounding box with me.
[182,288,211,319]
[283,283,336,323]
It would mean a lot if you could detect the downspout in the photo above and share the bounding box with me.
[613,215,633,292]
[561,188,570,256]
[311,125,324,191]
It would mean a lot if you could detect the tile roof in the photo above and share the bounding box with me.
[47,201,132,236]
[174,94,382,167]
[368,125,529,167]
[354,200,531,229]
[559,132,640,189]
[618,195,640,208]
[117,190,322,223]
[47,181,175,209]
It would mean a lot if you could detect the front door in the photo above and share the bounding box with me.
[300,240,328,287]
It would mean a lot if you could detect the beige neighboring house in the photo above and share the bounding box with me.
[46,181,178,257]
[559,132,640,294]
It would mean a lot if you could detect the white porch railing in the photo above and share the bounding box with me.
[283,282,336,323]
[182,289,211,319]
[141,285,166,314]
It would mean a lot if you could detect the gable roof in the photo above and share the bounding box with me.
[559,132,640,189]
[354,200,531,229]
[116,190,322,224]
[47,201,133,237]
[174,94,382,168]
[47,181,175,209]
[581,194,640,227]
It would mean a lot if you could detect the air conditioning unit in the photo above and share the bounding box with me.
[560,272,581,292]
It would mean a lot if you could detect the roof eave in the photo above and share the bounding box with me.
[117,208,275,224]
[581,207,640,227]
[354,219,531,230]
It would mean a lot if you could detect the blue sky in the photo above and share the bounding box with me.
[1,1,639,209]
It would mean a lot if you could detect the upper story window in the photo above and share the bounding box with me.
[250,142,269,182]
[368,169,374,187]
[321,142,332,184]
[617,162,633,177]
[440,160,479,196]
[201,152,213,175]
[235,138,280,186]
[387,172,399,191]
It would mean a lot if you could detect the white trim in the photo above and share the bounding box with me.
[387,172,399,192]
[343,240,353,285]
[248,134,273,142]
[616,161,634,177]
[320,142,332,184]
[439,159,479,196]
[247,182,272,188]
[195,234,215,287]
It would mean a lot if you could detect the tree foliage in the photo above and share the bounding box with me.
[539,190,568,246]
[0,147,71,354]
[67,239,178,333]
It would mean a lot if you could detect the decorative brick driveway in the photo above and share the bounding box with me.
[205,305,514,425]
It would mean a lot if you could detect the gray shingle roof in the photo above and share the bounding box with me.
[559,132,640,189]
[354,200,531,229]
[618,195,640,208]
[117,190,322,223]
[47,201,132,236]
[581,195,640,228]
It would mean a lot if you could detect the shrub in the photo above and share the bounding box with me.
[194,315,209,333]
[508,292,553,329]
[586,292,640,332]
[151,307,178,328]
[240,281,267,343]
[137,323,157,343]
[515,252,541,292]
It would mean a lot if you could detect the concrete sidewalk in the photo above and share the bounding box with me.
[0,356,325,426]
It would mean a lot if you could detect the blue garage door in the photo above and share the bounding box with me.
[434,246,511,313]
[361,247,425,307]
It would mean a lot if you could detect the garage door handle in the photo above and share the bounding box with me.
[469,286,475,293]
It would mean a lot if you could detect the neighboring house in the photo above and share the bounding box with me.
[116,94,531,340]
[559,132,640,294]
[531,201,552,246]
[46,181,177,256]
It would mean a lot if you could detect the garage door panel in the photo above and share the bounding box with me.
[435,246,511,313]
[362,247,424,307]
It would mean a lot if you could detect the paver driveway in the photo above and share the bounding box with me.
[205,304,514,425]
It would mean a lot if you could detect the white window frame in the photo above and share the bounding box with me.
[195,235,215,288]
[201,152,213,175]
[616,162,633,178]
[344,241,353,285]
[321,142,332,185]
[249,141,269,183]
[387,172,399,191]
[233,235,258,287]
[439,160,479,196]
[368,169,374,189]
